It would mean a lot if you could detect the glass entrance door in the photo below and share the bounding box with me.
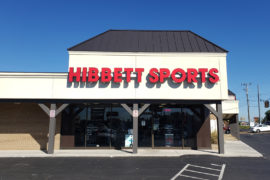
[85,106,111,147]
[153,106,183,148]
[110,105,133,149]
[138,108,152,147]
[73,104,111,148]
[138,104,203,149]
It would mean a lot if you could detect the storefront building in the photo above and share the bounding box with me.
[0,30,234,154]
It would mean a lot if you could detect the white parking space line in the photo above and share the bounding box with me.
[171,164,190,180]
[185,169,219,177]
[189,164,221,171]
[218,164,226,180]
[179,174,209,180]
[171,163,226,180]
[211,164,222,167]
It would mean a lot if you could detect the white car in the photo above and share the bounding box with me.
[251,124,270,133]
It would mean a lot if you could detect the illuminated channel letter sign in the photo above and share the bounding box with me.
[68,67,219,83]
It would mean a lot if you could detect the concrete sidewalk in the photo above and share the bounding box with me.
[223,140,262,157]
[0,140,262,158]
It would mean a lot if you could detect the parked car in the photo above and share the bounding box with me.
[251,124,270,133]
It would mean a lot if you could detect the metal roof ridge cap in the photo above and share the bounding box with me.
[68,51,227,56]
[108,29,191,32]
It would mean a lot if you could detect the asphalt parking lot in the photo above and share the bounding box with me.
[0,133,270,180]
[0,155,270,180]
[240,132,270,159]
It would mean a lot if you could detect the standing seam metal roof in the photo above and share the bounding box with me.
[68,30,228,53]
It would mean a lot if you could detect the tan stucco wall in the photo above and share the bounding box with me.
[0,103,61,150]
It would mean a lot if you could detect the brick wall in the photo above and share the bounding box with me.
[0,103,61,150]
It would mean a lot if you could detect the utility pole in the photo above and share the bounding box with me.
[257,85,261,124]
[242,83,251,125]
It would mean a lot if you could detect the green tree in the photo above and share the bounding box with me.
[262,110,270,123]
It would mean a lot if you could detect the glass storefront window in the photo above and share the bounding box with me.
[182,107,203,148]
[61,103,205,149]
[74,107,87,147]
[61,103,132,149]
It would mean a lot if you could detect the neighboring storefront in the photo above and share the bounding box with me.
[0,30,233,154]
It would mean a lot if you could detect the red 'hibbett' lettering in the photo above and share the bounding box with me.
[114,68,122,83]
[135,68,144,83]
[88,68,99,82]
[124,68,133,82]
[101,68,112,82]
[68,67,81,82]
[82,67,87,82]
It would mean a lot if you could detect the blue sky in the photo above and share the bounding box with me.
[1,0,270,121]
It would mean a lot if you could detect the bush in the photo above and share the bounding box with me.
[239,125,250,130]
[211,131,218,144]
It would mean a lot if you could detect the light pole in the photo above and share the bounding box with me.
[257,85,261,124]
[242,83,251,125]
